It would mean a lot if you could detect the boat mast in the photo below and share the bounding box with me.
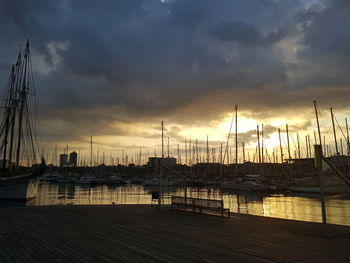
[2,65,15,171]
[242,142,245,163]
[139,148,141,166]
[15,41,30,168]
[330,108,338,155]
[346,118,349,156]
[286,124,291,160]
[278,128,283,162]
[168,137,170,158]
[167,137,170,158]
[261,124,264,163]
[305,136,309,158]
[224,109,235,165]
[189,138,191,165]
[177,143,180,163]
[313,131,317,147]
[297,133,301,159]
[313,100,322,145]
[8,52,22,173]
[340,139,343,155]
[90,135,93,167]
[235,105,238,164]
[195,139,198,164]
[206,135,209,163]
[161,121,164,158]
[257,125,261,163]
[185,139,187,165]
[220,142,222,164]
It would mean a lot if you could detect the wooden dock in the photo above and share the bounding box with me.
[0,205,349,262]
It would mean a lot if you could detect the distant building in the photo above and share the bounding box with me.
[69,151,78,167]
[148,157,177,171]
[59,154,68,168]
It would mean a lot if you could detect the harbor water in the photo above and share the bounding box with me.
[1,182,348,226]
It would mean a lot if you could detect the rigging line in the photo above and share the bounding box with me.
[334,114,348,142]
[28,49,42,151]
[252,146,257,163]
[25,101,37,163]
[223,109,235,165]
[264,145,272,163]
[26,98,40,152]
[290,133,298,156]
[317,107,334,147]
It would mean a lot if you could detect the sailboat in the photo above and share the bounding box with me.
[0,40,46,201]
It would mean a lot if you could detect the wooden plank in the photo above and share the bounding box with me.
[0,205,349,262]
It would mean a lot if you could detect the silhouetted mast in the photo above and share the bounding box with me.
[313,100,322,146]
[305,136,309,158]
[235,105,238,164]
[161,121,164,158]
[278,128,283,162]
[189,138,192,165]
[206,135,209,163]
[185,139,187,165]
[340,139,343,155]
[346,118,349,156]
[286,124,291,160]
[330,108,338,155]
[261,124,264,163]
[15,42,30,167]
[177,143,179,163]
[257,125,261,163]
[220,142,223,164]
[224,109,235,165]
[167,137,170,158]
[2,65,15,170]
[0,40,40,171]
[297,133,301,158]
[242,142,245,163]
[196,139,198,164]
[313,130,317,150]
[8,52,23,173]
[139,148,141,166]
[90,135,93,167]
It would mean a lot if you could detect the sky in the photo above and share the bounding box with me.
[0,0,350,165]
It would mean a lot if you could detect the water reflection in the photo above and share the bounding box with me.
[27,183,350,226]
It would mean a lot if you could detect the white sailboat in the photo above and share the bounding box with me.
[0,40,45,201]
[0,174,39,201]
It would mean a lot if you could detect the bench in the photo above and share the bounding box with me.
[171,196,230,218]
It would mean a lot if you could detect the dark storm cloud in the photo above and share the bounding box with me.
[210,22,288,46]
[292,0,350,90]
[0,0,349,145]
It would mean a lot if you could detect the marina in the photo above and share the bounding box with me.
[1,1,350,262]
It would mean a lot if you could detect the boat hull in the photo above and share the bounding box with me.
[0,175,39,201]
[288,185,350,193]
[220,182,276,191]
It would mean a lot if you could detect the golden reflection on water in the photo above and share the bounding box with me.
[33,183,350,226]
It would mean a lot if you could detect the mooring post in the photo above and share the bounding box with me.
[159,161,162,207]
[314,145,327,234]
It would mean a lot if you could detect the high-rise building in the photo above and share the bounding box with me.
[59,154,68,168]
[69,151,78,167]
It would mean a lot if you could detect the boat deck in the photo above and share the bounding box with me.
[0,205,349,262]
